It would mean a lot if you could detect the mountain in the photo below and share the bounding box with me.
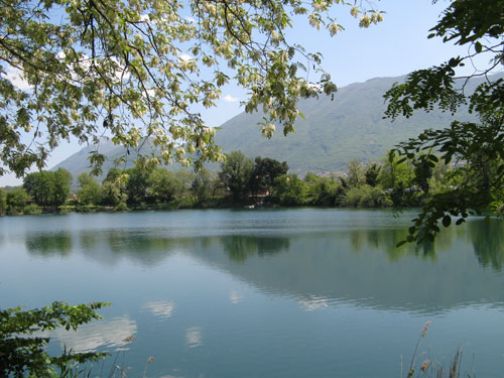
[54,139,157,181]
[55,73,500,178]
[214,74,483,174]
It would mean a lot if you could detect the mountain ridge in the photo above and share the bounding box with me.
[55,73,501,178]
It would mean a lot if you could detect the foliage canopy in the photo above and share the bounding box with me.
[0,301,107,377]
[384,0,504,243]
[0,0,382,176]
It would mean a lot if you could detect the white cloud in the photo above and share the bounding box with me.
[185,327,203,348]
[222,94,239,103]
[144,300,176,318]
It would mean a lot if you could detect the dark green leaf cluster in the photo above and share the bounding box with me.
[392,116,504,243]
[430,0,504,44]
[0,301,107,377]
[23,168,72,208]
[384,0,504,243]
[384,64,466,119]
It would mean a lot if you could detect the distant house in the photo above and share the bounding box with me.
[249,189,271,207]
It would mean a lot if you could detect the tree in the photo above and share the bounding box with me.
[303,173,342,206]
[6,187,29,215]
[53,169,72,206]
[219,151,254,203]
[101,168,128,208]
[126,166,151,206]
[346,160,366,187]
[378,152,418,207]
[77,173,102,206]
[191,168,216,206]
[250,157,288,197]
[271,174,306,206]
[147,168,184,205]
[23,171,55,207]
[365,163,381,187]
[384,0,504,243]
[0,0,383,177]
[379,152,414,190]
[23,169,72,207]
[0,188,6,216]
[342,185,391,208]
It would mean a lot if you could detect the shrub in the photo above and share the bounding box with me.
[58,205,75,214]
[342,185,392,208]
[271,174,306,206]
[304,173,343,206]
[23,204,42,215]
[6,188,30,215]
[76,204,99,213]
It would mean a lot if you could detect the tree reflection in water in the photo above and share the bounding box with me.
[222,235,290,262]
[22,217,504,272]
[469,218,504,271]
[25,232,73,256]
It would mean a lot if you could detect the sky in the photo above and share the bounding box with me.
[0,1,481,186]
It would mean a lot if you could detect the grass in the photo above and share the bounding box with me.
[404,320,472,378]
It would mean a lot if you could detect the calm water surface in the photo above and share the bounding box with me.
[1,209,504,377]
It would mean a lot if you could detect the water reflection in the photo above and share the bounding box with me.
[222,235,290,262]
[298,296,329,312]
[84,230,184,266]
[26,232,73,256]
[187,227,504,314]
[26,230,186,266]
[18,213,504,314]
[468,218,504,271]
[229,290,242,304]
[347,225,464,261]
[185,327,203,348]
[25,231,291,266]
[144,300,176,319]
[50,317,136,353]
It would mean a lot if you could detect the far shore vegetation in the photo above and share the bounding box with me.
[1,149,500,218]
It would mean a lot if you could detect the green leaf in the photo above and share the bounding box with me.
[442,215,451,227]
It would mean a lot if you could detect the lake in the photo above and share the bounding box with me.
[1,209,504,377]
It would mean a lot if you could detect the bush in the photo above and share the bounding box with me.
[271,174,306,206]
[58,205,75,214]
[23,204,42,215]
[114,202,129,212]
[304,173,343,206]
[77,173,103,206]
[76,204,99,213]
[342,185,392,208]
[6,188,30,215]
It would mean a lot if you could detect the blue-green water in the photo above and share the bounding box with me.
[1,209,504,377]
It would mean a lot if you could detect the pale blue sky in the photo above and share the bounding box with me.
[1,1,478,186]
